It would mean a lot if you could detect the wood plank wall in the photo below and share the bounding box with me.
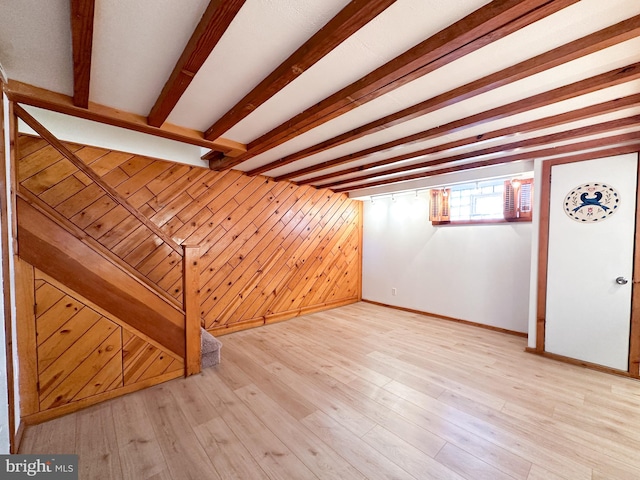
[17,197,186,357]
[23,265,183,422]
[16,135,183,303]
[16,134,362,335]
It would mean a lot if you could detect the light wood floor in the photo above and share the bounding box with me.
[20,302,640,479]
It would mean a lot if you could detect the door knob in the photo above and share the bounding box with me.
[616,276,629,285]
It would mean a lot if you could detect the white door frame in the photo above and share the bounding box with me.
[535,146,640,378]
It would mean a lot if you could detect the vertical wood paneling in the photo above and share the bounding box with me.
[15,258,39,417]
[17,134,362,335]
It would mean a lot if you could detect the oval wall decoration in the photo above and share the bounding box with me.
[564,183,620,223]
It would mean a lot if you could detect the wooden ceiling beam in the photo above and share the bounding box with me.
[259,15,640,176]
[320,115,640,188]
[71,0,95,108]
[210,0,580,169]
[292,93,640,184]
[203,0,397,141]
[147,0,247,127]
[4,80,246,156]
[332,131,640,193]
[336,142,640,194]
[202,149,225,162]
[267,62,640,182]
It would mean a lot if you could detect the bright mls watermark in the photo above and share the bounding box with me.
[0,455,78,479]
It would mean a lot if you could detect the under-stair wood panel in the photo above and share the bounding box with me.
[122,330,183,386]
[26,269,184,422]
[17,197,186,357]
[16,134,362,335]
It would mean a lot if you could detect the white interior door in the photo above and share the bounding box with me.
[545,153,638,371]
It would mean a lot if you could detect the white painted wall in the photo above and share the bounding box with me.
[363,191,532,333]
[0,235,9,454]
[0,211,9,454]
[527,159,544,348]
[0,91,16,453]
[19,106,208,168]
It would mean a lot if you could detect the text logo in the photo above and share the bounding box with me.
[0,455,78,479]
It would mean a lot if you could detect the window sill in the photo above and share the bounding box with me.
[432,217,532,226]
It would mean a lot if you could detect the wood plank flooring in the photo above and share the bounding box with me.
[19,302,640,479]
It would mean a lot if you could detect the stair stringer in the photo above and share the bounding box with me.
[17,196,186,359]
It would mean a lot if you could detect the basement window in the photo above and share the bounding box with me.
[430,177,533,225]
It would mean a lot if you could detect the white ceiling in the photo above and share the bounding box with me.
[2,0,640,198]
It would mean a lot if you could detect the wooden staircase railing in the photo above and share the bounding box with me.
[17,188,183,309]
[15,104,182,253]
[183,245,201,376]
[18,197,186,356]
[14,104,201,376]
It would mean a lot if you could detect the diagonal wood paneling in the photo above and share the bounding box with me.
[33,270,184,413]
[17,134,184,302]
[36,278,123,410]
[18,196,186,357]
[17,134,362,334]
[122,329,182,386]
